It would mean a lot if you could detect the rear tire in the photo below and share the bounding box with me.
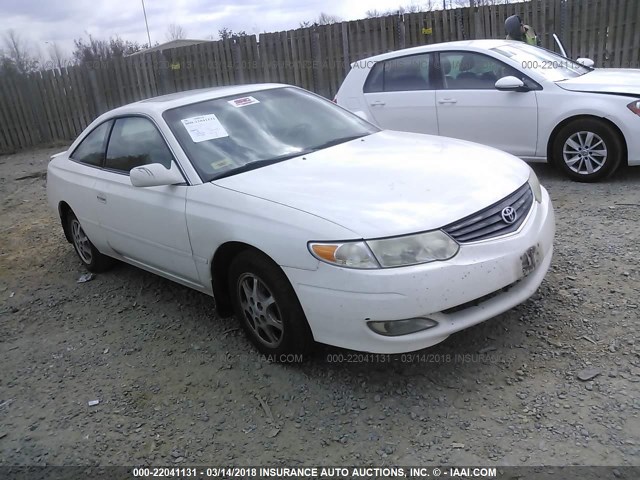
[67,212,114,273]
[553,118,622,182]
[228,250,313,358]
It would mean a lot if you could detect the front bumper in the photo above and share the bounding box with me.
[283,187,556,354]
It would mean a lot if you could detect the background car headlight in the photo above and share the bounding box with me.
[627,100,640,116]
[528,169,542,203]
[309,241,380,269]
[367,230,459,268]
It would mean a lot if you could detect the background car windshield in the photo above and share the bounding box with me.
[491,43,590,81]
[163,87,378,180]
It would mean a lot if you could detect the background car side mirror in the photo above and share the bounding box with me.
[130,163,184,187]
[495,76,528,92]
[576,58,595,68]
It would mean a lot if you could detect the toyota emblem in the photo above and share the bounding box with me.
[501,206,517,225]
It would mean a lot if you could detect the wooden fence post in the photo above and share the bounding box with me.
[398,14,406,49]
[87,69,107,116]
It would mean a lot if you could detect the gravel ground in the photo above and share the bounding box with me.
[0,147,639,468]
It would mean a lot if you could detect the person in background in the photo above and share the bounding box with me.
[505,14,541,46]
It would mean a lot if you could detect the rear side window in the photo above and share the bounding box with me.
[363,54,432,93]
[70,121,112,167]
[105,117,173,174]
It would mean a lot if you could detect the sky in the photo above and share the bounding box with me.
[0,0,444,61]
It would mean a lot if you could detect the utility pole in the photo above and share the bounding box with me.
[141,0,152,47]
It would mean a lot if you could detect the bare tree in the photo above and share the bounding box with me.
[1,29,39,74]
[366,2,437,17]
[217,27,247,40]
[47,41,67,70]
[166,23,187,41]
[299,12,342,28]
[317,12,342,25]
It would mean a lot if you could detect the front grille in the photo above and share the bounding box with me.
[443,183,533,243]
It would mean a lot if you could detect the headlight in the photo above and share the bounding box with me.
[528,169,542,203]
[367,230,459,267]
[309,241,380,269]
[628,100,640,116]
[309,230,459,269]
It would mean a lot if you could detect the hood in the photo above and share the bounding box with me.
[505,15,523,40]
[556,69,640,96]
[214,131,531,239]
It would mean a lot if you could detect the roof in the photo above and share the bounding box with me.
[129,39,212,56]
[353,39,514,63]
[107,84,289,116]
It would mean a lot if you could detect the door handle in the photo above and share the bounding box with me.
[96,194,107,204]
[438,98,458,104]
[369,101,386,106]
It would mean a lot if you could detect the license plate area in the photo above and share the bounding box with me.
[520,244,541,278]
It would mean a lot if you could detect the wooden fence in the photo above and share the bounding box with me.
[0,0,638,153]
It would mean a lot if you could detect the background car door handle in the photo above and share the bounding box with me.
[438,98,458,104]
[96,194,107,204]
[369,101,386,106]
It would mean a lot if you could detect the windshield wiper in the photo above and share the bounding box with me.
[308,133,369,152]
[208,152,307,181]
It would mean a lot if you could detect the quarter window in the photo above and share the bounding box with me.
[105,117,173,173]
[70,121,113,167]
[364,54,432,93]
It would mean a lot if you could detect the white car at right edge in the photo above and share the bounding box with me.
[336,39,640,182]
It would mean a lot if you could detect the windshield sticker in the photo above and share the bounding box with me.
[228,96,260,108]
[211,158,234,170]
[181,114,228,143]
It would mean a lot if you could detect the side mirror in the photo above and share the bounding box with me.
[495,76,527,92]
[576,58,595,68]
[130,162,184,187]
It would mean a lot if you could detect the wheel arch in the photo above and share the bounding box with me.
[546,114,628,167]
[210,242,279,318]
[58,201,74,243]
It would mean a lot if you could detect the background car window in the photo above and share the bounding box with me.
[439,51,520,90]
[105,117,173,173]
[70,121,112,167]
[384,54,431,91]
[363,61,384,93]
[363,54,432,93]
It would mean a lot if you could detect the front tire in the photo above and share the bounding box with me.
[553,118,623,182]
[67,212,114,273]
[228,250,313,357]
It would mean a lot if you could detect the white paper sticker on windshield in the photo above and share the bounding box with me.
[181,114,228,143]
[228,96,260,108]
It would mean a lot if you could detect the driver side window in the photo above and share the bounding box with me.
[105,117,173,174]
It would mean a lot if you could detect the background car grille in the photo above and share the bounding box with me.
[443,183,533,243]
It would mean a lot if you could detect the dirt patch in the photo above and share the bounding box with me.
[1,148,639,467]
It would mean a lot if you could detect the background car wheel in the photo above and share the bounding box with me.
[553,118,623,182]
[67,212,114,273]
[228,250,314,358]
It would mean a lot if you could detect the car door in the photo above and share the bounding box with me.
[362,53,439,135]
[435,51,539,157]
[95,116,201,285]
[64,120,113,253]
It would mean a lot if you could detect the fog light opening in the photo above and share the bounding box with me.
[367,317,439,337]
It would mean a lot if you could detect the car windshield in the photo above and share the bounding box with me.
[163,86,378,181]
[491,43,590,81]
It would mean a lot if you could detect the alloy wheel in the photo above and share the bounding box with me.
[237,273,284,348]
[71,218,93,264]
[562,131,608,175]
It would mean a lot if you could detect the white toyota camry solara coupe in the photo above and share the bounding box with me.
[336,40,640,182]
[47,84,555,356]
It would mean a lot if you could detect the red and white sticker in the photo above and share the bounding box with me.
[228,96,260,108]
